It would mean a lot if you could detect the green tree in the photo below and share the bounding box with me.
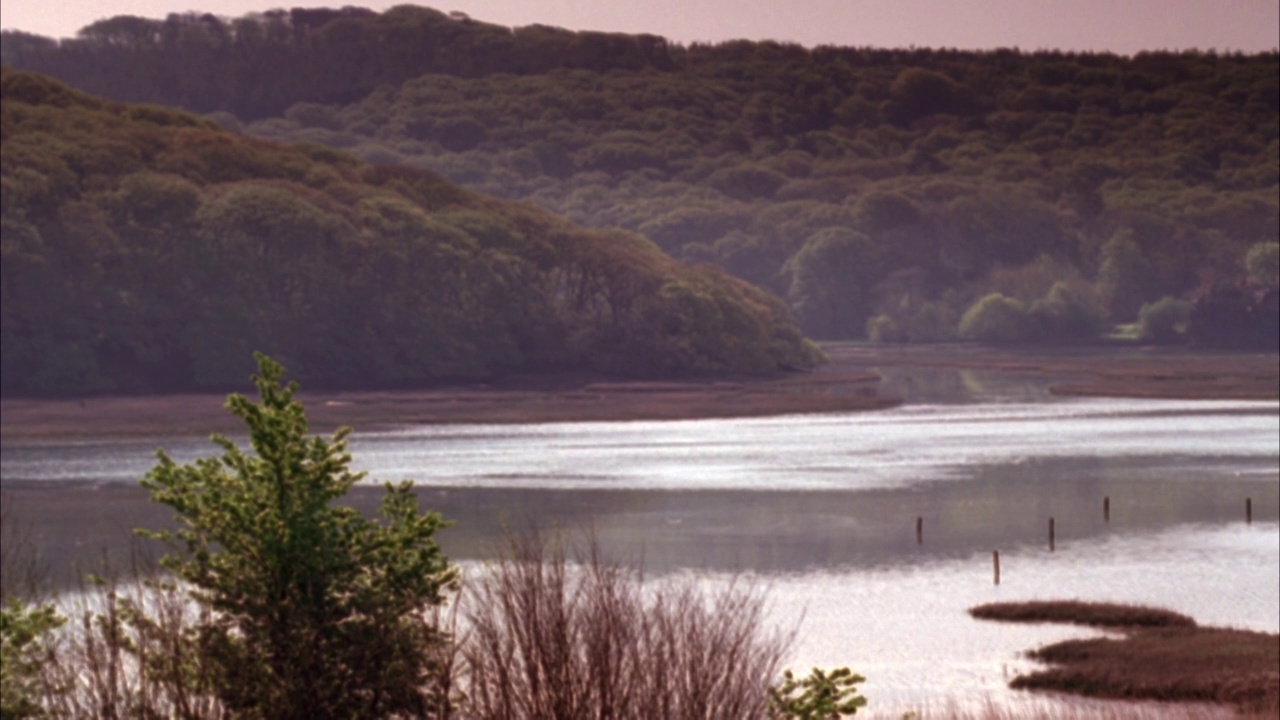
[958,293,1030,343]
[1027,282,1103,342]
[1244,241,1279,287]
[1097,230,1154,322]
[786,228,879,339]
[0,600,63,720]
[140,353,457,719]
[1138,296,1192,344]
[770,667,867,719]
[865,314,903,344]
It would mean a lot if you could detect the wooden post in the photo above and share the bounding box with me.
[993,550,1000,585]
[1246,497,1252,525]
[1049,517,1055,552]
[1103,496,1110,523]
[916,516,923,544]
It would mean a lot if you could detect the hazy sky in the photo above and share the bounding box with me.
[2,0,1278,54]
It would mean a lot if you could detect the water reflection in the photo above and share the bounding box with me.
[873,366,1061,404]
[3,366,1277,713]
[410,454,1277,575]
[761,522,1279,714]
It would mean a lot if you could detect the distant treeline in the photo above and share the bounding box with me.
[4,5,1277,348]
[0,6,675,119]
[0,69,823,397]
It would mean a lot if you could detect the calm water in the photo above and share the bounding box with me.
[3,370,1278,714]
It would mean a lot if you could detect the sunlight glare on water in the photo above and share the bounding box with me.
[342,397,1279,490]
[3,390,1277,714]
[750,522,1280,715]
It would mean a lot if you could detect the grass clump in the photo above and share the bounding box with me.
[1018,627,1279,714]
[971,600,1279,716]
[969,600,1196,628]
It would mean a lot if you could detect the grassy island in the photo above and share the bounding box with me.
[971,600,1280,716]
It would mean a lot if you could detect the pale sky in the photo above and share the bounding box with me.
[2,0,1278,54]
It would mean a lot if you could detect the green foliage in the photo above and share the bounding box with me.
[1097,231,1155,322]
[4,21,1277,347]
[707,163,788,200]
[865,314,902,343]
[770,667,868,719]
[885,68,974,124]
[1189,283,1280,350]
[1,69,823,395]
[139,354,457,719]
[787,229,879,338]
[0,600,63,720]
[1027,282,1104,342]
[1244,241,1279,287]
[851,192,922,233]
[958,293,1030,343]
[901,301,959,343]
[1138,296,1192,344]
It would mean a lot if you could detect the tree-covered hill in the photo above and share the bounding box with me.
[0,68,824,396]
[3,6,1277,346]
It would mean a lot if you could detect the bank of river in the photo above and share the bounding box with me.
[2,345,1276,440]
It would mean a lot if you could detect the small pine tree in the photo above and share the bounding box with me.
[140,353,457,719]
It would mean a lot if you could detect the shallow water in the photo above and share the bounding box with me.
[759,522,1279,713]
[3,371,1277,713]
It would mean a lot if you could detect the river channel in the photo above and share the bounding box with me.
[2,367,1277,715]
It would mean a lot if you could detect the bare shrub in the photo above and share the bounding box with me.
[35,557,229,719]
[458,530,791,720]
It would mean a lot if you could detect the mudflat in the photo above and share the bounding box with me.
[2,344,1276,441]
[828,344,1280,401]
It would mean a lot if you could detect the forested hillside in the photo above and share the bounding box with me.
[0,69,823,396]
[3,6,1277,346]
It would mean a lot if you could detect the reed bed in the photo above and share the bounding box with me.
[970,600,1280,717]
[969,600,1197,628]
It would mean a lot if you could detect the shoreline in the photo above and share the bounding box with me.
[2,344,1276,441]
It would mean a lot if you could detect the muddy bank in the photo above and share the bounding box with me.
[2,344,1276,441]
[1,362,889,441]
[825,343,1279,401]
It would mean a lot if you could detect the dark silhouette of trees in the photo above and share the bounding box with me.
[0,69,823,396]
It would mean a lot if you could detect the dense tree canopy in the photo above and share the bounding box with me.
[0,68,823,396]
[3,6,1277,347]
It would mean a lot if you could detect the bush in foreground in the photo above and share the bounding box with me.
[1,600,64,719]
[460,530,795,719]
[139,353,458,718]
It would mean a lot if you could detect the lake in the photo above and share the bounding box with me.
[3,367,1277,715]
